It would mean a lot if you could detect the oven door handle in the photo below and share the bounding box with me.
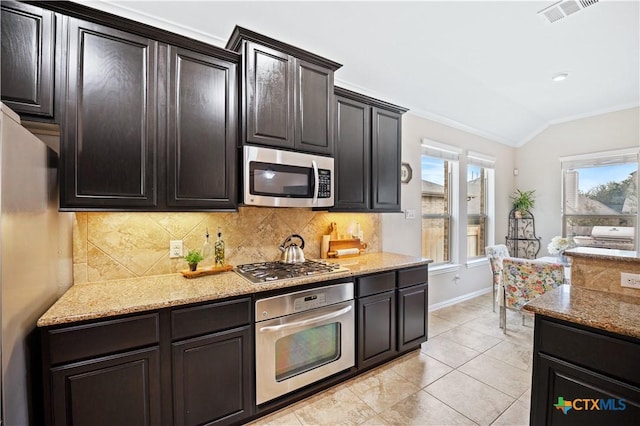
[258,304,352,333]
[311,160,319,205]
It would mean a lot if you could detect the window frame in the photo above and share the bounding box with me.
[560,148,638,250]
[466,151,496,261]
[420,140,460,266]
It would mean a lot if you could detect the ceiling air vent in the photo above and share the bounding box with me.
[538,0,599,24]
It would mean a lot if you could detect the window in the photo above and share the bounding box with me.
[466,165,485,257]
[561,148,638,250]
[467,151,495,259]
[421,141,460,264]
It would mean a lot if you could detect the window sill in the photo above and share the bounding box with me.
[465,257,489,269]
[428,263,461,276]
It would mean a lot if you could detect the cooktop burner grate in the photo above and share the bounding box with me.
[235,260,346,283]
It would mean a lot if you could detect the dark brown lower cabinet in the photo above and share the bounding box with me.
[42,268,429,426]
[530,316,640,425]
[357,290,397,369]
[43,298,253,426]
[357,267,429,370]
[397,283,429,352]
[50,347,161,426]
[172,326,252,426]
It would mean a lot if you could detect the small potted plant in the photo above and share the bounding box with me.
[184,249,203,271]
[511,189,536,218]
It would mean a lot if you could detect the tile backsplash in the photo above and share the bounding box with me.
[72,207,380,283]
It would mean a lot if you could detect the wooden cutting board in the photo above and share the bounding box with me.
[180,264,233,278]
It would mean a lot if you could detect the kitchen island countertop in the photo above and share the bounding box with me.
[565,246,639,263]
[523,284,640,339]
[38,252,431,327]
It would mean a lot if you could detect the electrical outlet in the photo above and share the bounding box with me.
[170,240,183,258]
[620,272,640,289]
[405,209,416,220]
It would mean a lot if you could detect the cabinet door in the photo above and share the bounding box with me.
[172,326,252,426]
[397,283,428,352]
[167,46,237,209]
[294,59,333,155]
[0,1,54,117]
[531,353,640,425]
[50,347,161,426]
[358,291,397,369]
[61,18,157,208]
[371,107,402,211]
[245,42,294,149]
[333,95,370,210]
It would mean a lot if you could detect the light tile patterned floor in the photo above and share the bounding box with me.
[247,292,533,426]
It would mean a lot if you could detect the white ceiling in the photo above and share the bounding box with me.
[77,0,640,147]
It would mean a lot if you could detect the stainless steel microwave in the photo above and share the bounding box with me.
[243,146,334,208]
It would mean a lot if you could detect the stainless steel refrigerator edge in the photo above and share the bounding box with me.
[0,103,73,425]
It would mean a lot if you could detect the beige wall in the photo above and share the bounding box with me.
[72,208,380,283]
[387,108,639,308]
[516,107,640,253]
[383,112,516,306]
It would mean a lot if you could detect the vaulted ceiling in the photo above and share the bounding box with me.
[77,0,640,147]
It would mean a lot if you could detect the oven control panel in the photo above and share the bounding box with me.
[294,292,327,312]
[255,282,354,322]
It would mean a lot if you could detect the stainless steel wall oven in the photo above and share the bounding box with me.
[254,282,355,405]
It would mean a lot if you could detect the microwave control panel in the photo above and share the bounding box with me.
[318,169,331,199]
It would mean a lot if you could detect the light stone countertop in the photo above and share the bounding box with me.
[523,284,640,339]
[565,246,640,263]
[38,252,432,327]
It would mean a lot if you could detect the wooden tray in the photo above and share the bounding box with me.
[180,264,233,278]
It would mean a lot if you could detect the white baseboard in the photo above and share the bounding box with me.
[428,287,493,312]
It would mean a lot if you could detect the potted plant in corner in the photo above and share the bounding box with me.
[511,189,536,218]
[184,250,203,272]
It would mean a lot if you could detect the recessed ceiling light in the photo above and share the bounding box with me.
[552,72,569,82]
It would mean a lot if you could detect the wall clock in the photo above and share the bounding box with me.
[400,162,412,183]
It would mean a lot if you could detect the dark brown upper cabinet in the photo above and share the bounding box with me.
[226,26,341,156]
[1,1,55,118]
[60,17,158,209]
[166,46,238,209]
[372,107,403,211]
[244,42,295,148]
[334,95,371,210]
[332,87,407,212]
[54,9,239,211]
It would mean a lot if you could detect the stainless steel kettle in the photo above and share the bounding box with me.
[279,234,305,263]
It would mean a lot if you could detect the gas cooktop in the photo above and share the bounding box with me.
[235,260,348,284]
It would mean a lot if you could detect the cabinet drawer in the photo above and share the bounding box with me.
[171,298,251,341]
[47,313,160,365]
[357,271,395,297]
[537,317,640,384]
[397,265,428,288]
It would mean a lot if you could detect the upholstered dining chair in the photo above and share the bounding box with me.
[485,244,511,312]
[500,258,565,333]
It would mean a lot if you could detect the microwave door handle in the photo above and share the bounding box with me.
[258,304,352,333]
[311,160,319,205]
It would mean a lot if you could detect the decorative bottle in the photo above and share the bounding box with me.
[201,228,213,269]
[214,227,225,267]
